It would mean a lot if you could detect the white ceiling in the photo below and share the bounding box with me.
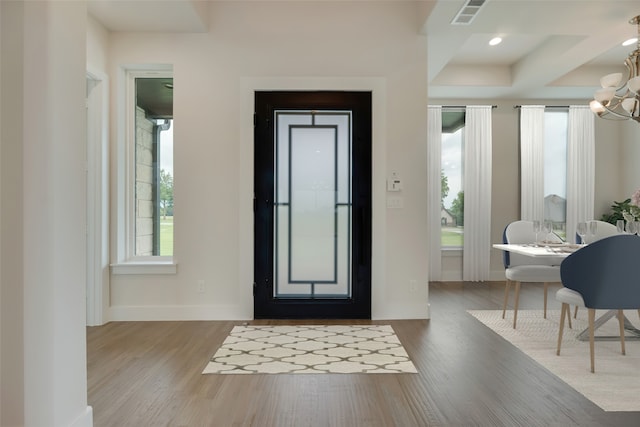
[424,0,640,100]
[88,0,640,100]
[87,0,210,33]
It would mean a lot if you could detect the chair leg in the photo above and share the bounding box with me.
[543,283,549,319]
[589,308,595,373]
[513,281,521,329]
[502,279,511,319]
[557,303,568,356]
[618,309,626,356]
[567,307,572,330]
[574,306,578,319]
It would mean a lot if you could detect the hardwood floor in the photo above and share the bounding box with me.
[87,282,640,426]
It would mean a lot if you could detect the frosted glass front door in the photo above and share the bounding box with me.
[274,111,352,298]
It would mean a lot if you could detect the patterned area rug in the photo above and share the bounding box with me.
[469,309,640,411]
[202,324,417,374]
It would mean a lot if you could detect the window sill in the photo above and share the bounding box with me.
[111,259,177,275]
[442,247,463,257]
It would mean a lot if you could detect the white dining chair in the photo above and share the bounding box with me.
[502,220,562,328]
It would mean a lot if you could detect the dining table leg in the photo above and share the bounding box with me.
[576,310,640,341]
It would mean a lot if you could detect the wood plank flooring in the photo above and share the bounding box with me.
[87,282,640,426]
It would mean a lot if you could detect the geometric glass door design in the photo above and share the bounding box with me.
[274,111,352,298]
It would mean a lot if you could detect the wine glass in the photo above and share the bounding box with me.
[553,222,565,242]
[617,219,625,234]
[542,220,552,243]
[533,220,541,245]
[626,220,636,235]
[588,221,598,243]
[576,222,587,244]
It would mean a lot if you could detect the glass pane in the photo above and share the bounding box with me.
[274,111,352,298]
[134,77,173,256]
[290,127,336,282]
[134,101,155,256]
[544,111,568,239]
[441,111,464,248]
[159,121,173,256]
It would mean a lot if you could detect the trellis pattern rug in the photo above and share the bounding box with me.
[469,309,640,411]
[202,325,417,374]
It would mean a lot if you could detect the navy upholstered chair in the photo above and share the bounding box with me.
[556,234,640,373]
[572,220,619,319]
[502,220,562,328]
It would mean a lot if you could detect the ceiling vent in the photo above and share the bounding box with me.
[451,0,487,25]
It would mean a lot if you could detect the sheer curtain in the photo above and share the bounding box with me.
[463,106,492,281]
[427,105,442,280]
[519,106,545,221]
[566,105,595,243]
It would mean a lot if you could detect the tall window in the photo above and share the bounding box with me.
[441,109,465,248]
[544,110,568,239]
[115,68,175,269]
[134,77,174,257]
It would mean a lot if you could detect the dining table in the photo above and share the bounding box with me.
[493,242,640,341]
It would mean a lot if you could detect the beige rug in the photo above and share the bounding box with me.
[468,309,640,412]
[202,324,417,374]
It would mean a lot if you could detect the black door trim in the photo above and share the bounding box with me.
[254,91,372,319]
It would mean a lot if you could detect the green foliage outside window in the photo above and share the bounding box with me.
[160,169,173,219]
[450,191,464,227]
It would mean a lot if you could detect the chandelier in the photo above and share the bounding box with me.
[589,15,640,123]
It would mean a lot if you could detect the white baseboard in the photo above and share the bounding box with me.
[108,304,253,321]
[69,406,93,427]
[108,303,433,321]
[436,270,506,282]
[490,270,506,281]
[440,271,463,281]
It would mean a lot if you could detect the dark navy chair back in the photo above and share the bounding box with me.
[502,225,510,268]
[560,234,640,309]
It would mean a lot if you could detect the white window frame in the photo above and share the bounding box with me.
[112,65,176,275]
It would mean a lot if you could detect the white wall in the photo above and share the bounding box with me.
[1,1,93,426]
[87,14,109,75]
[1,1,25,424]
[430,98,632,281]
[107,1,430,320]
[620,120,640,197]
[86,15,110,327]
[23,2,92,425]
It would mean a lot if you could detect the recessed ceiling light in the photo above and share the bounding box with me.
[489,37,502,46]
[622,37,637,47]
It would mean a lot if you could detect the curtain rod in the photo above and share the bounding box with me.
[513,105,570,109]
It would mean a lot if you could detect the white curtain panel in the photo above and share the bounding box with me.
[427,105,442,280]
[519,106,545,221]
[566,105,595,243]
[463,106,492,281]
